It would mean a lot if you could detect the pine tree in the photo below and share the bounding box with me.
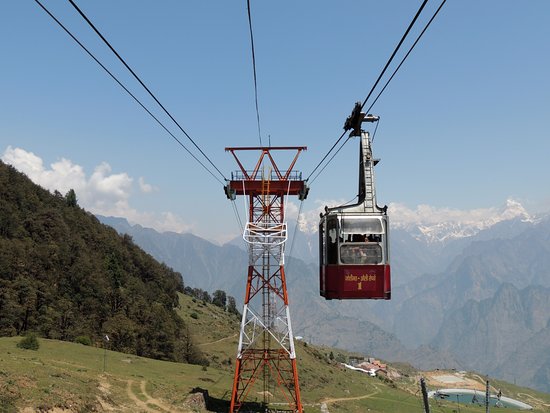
[212,290,227,308]
[65,189,78,207]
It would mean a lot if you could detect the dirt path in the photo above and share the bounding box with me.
[517,392,550,408]
[320,384,381,412]
[197,333,238,346]
[97,377,117,411]
[126,380,159,412]
[139,380,178,412]
[126,379,187,412]
[470,374,501,392]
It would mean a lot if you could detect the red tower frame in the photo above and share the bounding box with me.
[224,146,307,413]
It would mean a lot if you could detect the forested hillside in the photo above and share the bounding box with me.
[0,161,200,363]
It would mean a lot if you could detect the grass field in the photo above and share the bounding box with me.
[1,293,549,412]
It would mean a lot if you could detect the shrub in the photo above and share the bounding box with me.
[17,333,39,350]
[190,312,199,319]
[74,336,92,346]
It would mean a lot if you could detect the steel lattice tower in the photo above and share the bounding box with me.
[224,147,308,413]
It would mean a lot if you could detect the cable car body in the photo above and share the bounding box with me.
[319,108,390,300]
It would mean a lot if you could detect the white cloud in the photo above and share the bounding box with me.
[138,177,155,193]
[1,146,192,234]
[2,146,87,195]
[288,198,349,234]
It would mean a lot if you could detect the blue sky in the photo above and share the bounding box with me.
[1,1,549,241]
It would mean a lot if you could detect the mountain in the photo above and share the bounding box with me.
[99,215,247,299]
[98,200,550,392]
[391,216,550,347]
[432,284,550,392]
[0,161,200,363]
[496,320,550,393]
[98,215,410,360]
[390,199,535,244]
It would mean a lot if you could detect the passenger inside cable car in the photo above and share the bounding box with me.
[320,213,390,300]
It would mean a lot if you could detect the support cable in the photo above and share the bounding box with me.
[231,199,245,236]
[360,0,429,110]
[309,136,352,185]
[66,0,227,181]
[246,0,263,146]
[284,200,303,278]
[365,0,447,115]
[306,130,347,181]
[306,0,429,182]
[371,117,381,143]
[33,0,225,186]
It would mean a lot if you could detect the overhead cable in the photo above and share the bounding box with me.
[33,0,225,185]
[309,135,352,185]
[66,0,227,181]
[371,117,381,143]
[246,0,263,146]
[366,0,447,115]
[231,199,244,235]
[306,130,347,181]
[360,0,429,110]
[286,199,304,274]
[309,0,446,180]
[307,0,431,183]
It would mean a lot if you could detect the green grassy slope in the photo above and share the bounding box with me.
[3,292,547,412]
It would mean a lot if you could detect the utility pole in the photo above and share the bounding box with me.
[420,377,430,413]
[102,334,110,373]
[486,379,490,413]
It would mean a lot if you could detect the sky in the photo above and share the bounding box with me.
[1,0,549,243]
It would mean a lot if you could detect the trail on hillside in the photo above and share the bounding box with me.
[198,333,238,346]
[126,379,187,412]
[126,380,159,412]
[97,377,117,411]
[470,374,499,392]
[517,392,550,408]
[321,385,381,408]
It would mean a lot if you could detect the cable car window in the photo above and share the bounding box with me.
[327,217,338,265]
[319,222,325,267]
[340,244,382,264]
[341,217,383,235]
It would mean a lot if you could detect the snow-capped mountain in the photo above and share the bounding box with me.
[389,198,535,244]
[287,198,539,264]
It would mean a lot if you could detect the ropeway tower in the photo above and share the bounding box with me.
[224,146,308,413]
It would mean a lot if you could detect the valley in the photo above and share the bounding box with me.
[2,292,549,412]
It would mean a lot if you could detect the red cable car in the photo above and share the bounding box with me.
[319,104,391,300]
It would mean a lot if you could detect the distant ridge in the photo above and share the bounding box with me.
[96,204,550,393]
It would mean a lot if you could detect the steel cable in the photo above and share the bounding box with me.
[34,0,225,186]
[365,0,448,115]
[66,0,227,181]
[246,0,263,147]
[360,0,429,110]
[306,0,430,183]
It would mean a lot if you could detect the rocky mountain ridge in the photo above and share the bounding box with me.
[98,202,550,393]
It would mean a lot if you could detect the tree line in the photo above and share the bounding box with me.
[0,161,204,364]
[183,287,240,316]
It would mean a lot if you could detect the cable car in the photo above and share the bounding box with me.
[319,104,390,300]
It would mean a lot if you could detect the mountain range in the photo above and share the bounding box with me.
[98,199,550,392]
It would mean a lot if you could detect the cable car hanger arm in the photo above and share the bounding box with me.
[323,103,386,216]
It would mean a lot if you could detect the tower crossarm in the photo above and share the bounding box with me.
[224,146,308,198]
